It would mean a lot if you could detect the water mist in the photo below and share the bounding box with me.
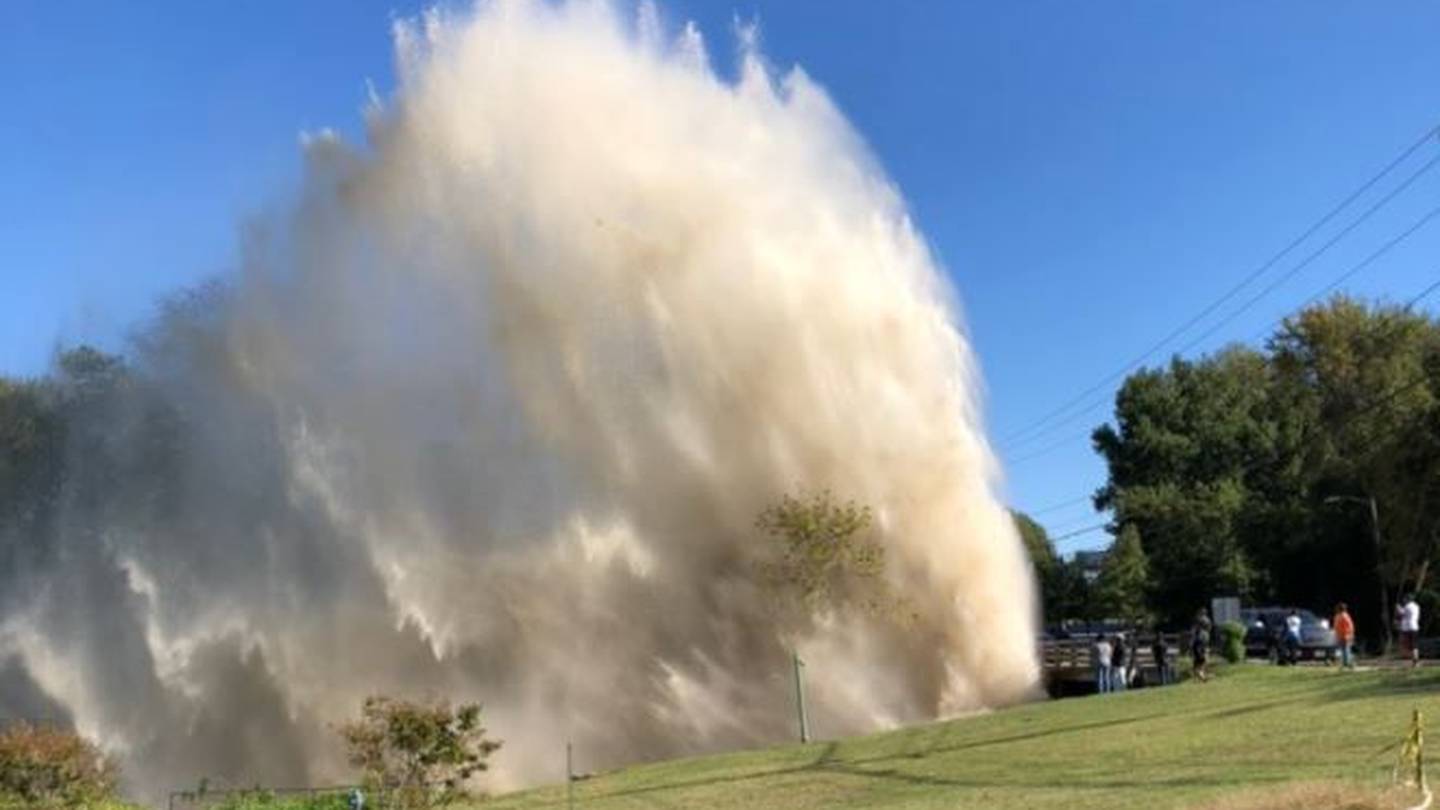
[0,1,1038,799]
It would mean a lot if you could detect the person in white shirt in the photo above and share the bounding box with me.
[1094,637,1114,694]
[1399,595,1421,668]
[1283,610,1303,665]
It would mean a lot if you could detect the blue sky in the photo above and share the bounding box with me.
[5,2,1440,553]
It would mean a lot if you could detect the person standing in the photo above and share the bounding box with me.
[1399,594,1421,668]
[1284,609,1303,666]
[1332,602,1355,669]
[1151,633,1172,685]
[1094,635,1114,694]
[1112,634,1129,692]
[1191,609,1212,682]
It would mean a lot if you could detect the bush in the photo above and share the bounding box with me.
[203,791,350,810]
[339,696,501,808]
[167,781,358,810]
[1218,621,1247,663]
[0,722,118,806]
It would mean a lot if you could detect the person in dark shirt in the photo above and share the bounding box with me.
[1112,634,1129,692]
[1191,609,1212,682]
[1151,634,1172,685]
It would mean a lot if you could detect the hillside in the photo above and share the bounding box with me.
[479,666,1436,810]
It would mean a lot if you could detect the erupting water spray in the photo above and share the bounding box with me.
[0,0,1037,800]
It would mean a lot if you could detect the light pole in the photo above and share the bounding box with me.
[1325,494,1389,654]
[792,650,810,743]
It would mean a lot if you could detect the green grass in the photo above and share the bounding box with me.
[476,665,1439,810]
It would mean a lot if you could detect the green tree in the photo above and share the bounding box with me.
[1011,510,1091,623]
[755,490,886,615]
[1013,510,1057,574]
[0,722,119,806]
[1093,348,1275,623]
[1091,524,1152,625]
[1271,298,1440,574]
[1270,296,1440,639]
[339,696,502,807]
[0,378,64,531]
[1091,296,1440,639]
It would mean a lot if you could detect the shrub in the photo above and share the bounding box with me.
[168,782,355,810]
[0,722,118,806]
[204,791,350,810]
[1218,620,1247,663]
[339,696,501,808]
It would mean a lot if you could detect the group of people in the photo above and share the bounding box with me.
[1091,595,1420,695]
[1092,633,1174,693]
[1329,595,1419,669]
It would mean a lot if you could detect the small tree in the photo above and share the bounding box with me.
[755,490,887,614]
[339,697,501,808]
[1012,509,1095,623]
[1217,620,1247,663]
[1092,524,1153,626]
[0,722,118,806]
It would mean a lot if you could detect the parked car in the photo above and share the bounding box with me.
[1241,607,1336,661]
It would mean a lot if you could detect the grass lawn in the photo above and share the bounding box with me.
[477,665,1439,810]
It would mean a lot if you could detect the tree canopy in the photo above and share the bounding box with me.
[1078,295,1440,639]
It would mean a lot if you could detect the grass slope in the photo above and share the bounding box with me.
[481,666,1438,810]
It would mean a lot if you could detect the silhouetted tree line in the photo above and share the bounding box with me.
[1017,295,1440,648]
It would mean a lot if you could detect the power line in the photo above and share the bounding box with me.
[1405,278,1440,309]
[1341,352,1437,420]
[1008,427,1095,466]
[1046,511,1109,535]
[1024,494,1092,516]
[1051,522,1109,544]
[1029,285,1440,551]
[1007,193,1440,458]
[1175,182,1440,357]
[1242,212,1440,347]
[1008,147,1440,454]
[1000,125,1440,451]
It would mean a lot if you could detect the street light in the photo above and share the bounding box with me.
[1324,494,1389,654]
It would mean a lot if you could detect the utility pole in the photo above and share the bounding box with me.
[792,650,810,743]
[1326,494,1390,654]
[566,741,574,810]
[1369,495,1391,656]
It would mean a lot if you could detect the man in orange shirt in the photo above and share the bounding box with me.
[1333,602,1356,669]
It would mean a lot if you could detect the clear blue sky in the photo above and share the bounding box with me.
[6,2,1440,553]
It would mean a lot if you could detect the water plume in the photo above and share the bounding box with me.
[0,0,1038,800]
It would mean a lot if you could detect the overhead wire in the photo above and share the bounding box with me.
[1174,183,1440,357]
[1027,274,1440,551]
[1003,190,1440,464]
[1050,522,1109,545]
[1024,494,1093,516]
[1000,125,1440,451]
